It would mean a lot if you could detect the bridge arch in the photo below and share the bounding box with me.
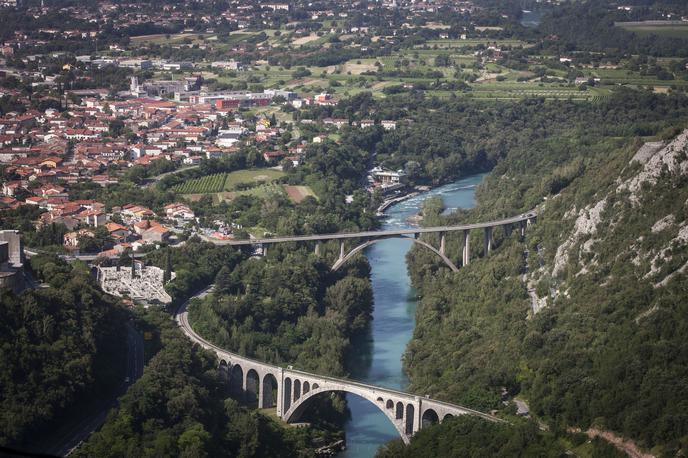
[229,364,243,396]
[282,385,412,443]
[332,236,458,272]
[262,373,278,408]
[395,401,404,420]
[246,369,260,404]
[405,404,415,435]
[283,378,292,411]
[422,408,439,428]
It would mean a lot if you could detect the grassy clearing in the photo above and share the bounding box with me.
[223,168,285,191]
[219,183,286,201]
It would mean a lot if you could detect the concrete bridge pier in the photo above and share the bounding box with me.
[338,240,345,262]
[314,241,322,256]
[484,227,493,256]
[519,221,526,239]
[462,230,470,266]
[275,368,284,417]
[439,232,446,256]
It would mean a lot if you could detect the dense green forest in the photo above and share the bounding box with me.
[0,255,126,449]
[395,89,688,455]
[74,308,322,458]
[376,416,625,458]
[188,250,373,375]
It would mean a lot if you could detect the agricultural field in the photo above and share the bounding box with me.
[223,168,285,191]
[284,185,318,203]
[172,168,284,195]
[172,173,226,194]
[616,22,688,38]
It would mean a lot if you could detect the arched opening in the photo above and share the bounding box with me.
[312,383,319,390]
[283,378,292,411]
[294,379,301,401]
[246,369,260,405]
[442,413,454,423]
[332,237,458,272]
[386,400,394,410]
[262,373,278,408]
[395,401,404,420]
[303,381,310,394]
[405,404,415,435]
[421,409,439,428]
[285,391,404,445]
[229,364,243,397]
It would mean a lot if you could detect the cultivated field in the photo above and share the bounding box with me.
[223,168,285,191]
[173,169,284,195]
[284,185,318,203]
[172,173,226,194]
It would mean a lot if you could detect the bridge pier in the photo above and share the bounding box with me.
[439,232,446,256]
[314,241,321,256]
[484,227,493,256]
[463,230,470,266]
[262,244,268,257]
[276,368,284,417]
[339,240,345,262]
[519,221,526,239]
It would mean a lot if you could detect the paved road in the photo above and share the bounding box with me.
[37,323,144,457]
[204,211,537,246]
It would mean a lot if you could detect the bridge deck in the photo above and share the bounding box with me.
[206,211,537,246]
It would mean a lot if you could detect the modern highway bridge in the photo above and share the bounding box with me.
[176,294,503,444]
[205,210,538,272]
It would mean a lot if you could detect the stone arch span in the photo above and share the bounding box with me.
[282,385,412,443]
[331,236,458,272]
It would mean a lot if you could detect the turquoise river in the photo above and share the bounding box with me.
[340,173,485,458]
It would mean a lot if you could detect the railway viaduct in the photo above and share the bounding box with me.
[176,301,502,444]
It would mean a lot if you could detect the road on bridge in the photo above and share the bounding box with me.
[202,211,537,246]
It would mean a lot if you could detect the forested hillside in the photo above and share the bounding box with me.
[396,90,688,456]
[74,309,319,458]
[189,249,373,376]
[0,256,125,449]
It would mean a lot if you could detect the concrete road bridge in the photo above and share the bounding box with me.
[176,298,503,444]
[204,211,538,272]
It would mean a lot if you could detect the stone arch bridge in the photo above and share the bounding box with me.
[204,211,537,272]
[176,301,502,444]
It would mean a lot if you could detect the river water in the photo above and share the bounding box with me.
[340,174,485,458]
